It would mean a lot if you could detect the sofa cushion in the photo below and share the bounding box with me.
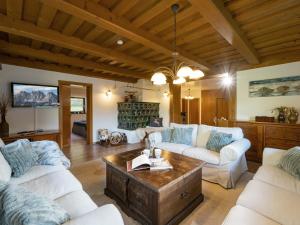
[156,142,191,155]
[0,138,4,148]
[254,165,300,195]
[55,190,97,219]
[196,124,215,147]
[182,147,220,165]
[206,130,233,152]
[1,139,38,177]
[170,123,198,146]
[161,128,174,142]
[10,165,66,185]
[19,170,82,200]
[0,151,11,182]
[172,127,193,145]
[222,205,280,225]
[278,146,300,179]
[63,204,124,225]
[215,127,243,141]
[0,181,70,225]
[237,180,300,225]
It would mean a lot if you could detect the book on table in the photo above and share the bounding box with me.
[126,154,173,172]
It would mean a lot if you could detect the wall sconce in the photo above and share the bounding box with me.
[222,72,233,87]
[106,89,112,98]
[163,91,169,98]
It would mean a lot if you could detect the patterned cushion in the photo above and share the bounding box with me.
[172,128,193,146]
[0,181,70,225]
[0,139,38,178]
[161,128,174,142]
[31,141,70,168]
[206,130,233,152]
[279,147,300,179]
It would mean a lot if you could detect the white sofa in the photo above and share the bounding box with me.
[149,123,251,188]
[222,147,300,225]
[0,139,124,225]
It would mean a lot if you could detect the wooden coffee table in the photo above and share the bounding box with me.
[103,149,205,225]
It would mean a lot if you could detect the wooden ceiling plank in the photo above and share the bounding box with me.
[31,5,57,49]
[0,40,148,79]
[0,54,137,83]
[112,0,139,16]
[0,14,156,70]
[131,0,175,28]
[52,16,84,53]
[6,0,23,43]
[189,0,259,64]
[39,0,212,71]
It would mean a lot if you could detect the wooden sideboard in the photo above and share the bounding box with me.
[230,121,300,162]
[1,130,61,148]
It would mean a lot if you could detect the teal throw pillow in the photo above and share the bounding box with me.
[0,139,38,177]
[206,130,233,152]
[0,181,70,225]
[161,128,174,142]
[278,147,300,179]
[172,127,193,145]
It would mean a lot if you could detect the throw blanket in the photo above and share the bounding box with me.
[31,141,71,169]
[0,181,70,225]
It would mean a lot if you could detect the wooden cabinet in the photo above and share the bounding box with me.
[1,130,61,147]
[231,121,300,162]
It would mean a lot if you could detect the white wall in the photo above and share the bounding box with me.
[0,64,169,142]
[237,61,300,122]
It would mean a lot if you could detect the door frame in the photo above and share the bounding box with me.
[58,80,93,146]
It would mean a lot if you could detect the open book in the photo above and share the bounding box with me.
[127,154,173,172]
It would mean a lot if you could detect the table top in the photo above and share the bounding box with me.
[103,149,205,191]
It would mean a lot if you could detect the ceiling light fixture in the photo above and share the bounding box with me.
[150,4,205,86]
[116,39,124,45]
[185,88,194,100]
[222,72,233,86]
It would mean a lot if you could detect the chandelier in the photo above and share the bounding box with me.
[151,4,205,86]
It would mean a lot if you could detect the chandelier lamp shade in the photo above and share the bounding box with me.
[150,4,205,85]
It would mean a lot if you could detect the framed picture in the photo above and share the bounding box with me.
[249,75,300,97]
[150,117,163,127]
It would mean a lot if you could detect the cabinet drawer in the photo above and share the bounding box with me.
[159,169,202,225]
[106,166,128,202]
[265,126,300,141]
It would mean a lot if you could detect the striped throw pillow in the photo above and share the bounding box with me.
[206,130,233,152]
[279,147,300,179]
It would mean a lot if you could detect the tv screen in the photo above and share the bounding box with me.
[11,83,59,107]
[71,97,85,113]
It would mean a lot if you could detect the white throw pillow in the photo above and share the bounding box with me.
[196,124,215,148]
[215,127,244,141]
[0,151,12,182]
[170,123,198,146]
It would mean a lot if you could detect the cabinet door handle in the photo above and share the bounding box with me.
[180,191,189,199]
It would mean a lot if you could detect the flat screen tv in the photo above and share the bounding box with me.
[11,83,59,107]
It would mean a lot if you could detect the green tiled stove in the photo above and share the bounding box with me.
[117,102,159,130]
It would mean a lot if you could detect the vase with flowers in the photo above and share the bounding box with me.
[287,107,299,124]
[0,92,10,137]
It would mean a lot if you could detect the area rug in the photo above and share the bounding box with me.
[71,159,253,225]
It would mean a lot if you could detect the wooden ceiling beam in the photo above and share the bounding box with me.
[31,5,57,49]
[189,0,260,64]
[0,54,137,83]
[0,14,156,70]
[39,0,212,71]
[6,0,23,43]
[0,41,148,79]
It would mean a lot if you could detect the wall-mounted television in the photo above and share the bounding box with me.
[11,83,59,107]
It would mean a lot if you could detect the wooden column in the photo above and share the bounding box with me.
[228,73,237,122]
[169,83,181,123]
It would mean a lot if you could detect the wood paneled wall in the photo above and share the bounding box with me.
[169,84,181,124]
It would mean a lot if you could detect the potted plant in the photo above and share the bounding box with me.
[272,106,289,123]
[0,92,10,137]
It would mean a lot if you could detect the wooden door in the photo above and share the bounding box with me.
[182,98,200,124]
[59,84,71,148]
[201,89,229,126]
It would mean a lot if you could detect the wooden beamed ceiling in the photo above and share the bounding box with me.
[0,0,299,82]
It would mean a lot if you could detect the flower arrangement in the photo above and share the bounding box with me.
[272,106,299,123]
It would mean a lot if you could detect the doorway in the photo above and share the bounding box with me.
[182,98,200,124]
[201,89,229,126]
[59,81,93,148]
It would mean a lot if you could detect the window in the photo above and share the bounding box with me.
[71,97,85,114]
